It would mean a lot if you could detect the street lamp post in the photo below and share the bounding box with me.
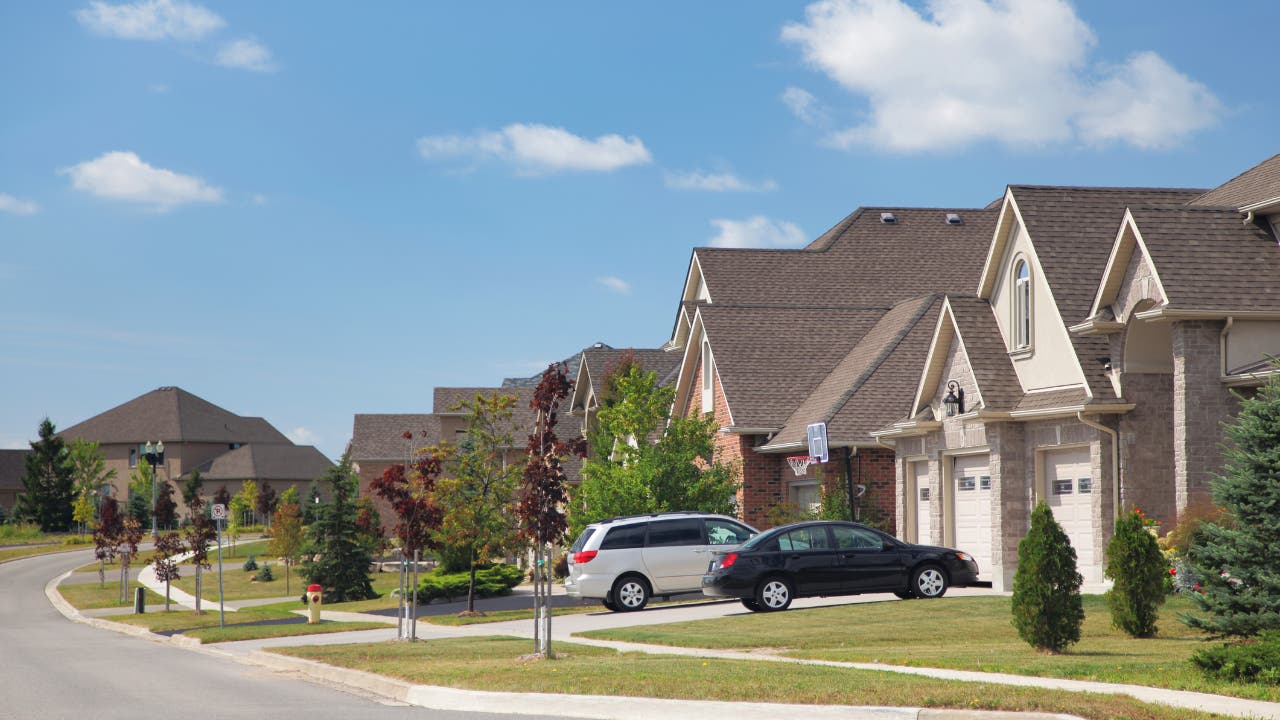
[143,441,165,538]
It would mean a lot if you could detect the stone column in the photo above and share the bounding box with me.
[1171,321,1235,513]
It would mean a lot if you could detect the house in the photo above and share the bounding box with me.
[666,207,997,529]
[873,156,1280,590]
[0,449,29,514]
[58,386,333,512]
[566,343,682,447]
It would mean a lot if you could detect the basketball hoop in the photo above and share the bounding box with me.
[787,455,816,477]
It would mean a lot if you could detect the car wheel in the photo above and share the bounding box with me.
[755,577,793,612]
[912,565,948,599]
[894,590,915,600]
[741,598,762,612]
[611,575,650,611]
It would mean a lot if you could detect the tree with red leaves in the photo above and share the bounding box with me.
[517,362,587,657]
[117,515,144,603]
[370,442,446,638]
[93,496,123,588]
[184,497,217,614]
[151,531,183,612]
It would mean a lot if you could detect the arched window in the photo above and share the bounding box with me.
[1012,259,1032,350]
[701,340,714,413]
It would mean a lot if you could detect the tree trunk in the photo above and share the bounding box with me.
[284,557,290,596]
[98,558,105,589]
[164,580,170,612]
[195,563,203,614]
[467,548,478,613]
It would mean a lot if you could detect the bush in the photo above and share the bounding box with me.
[62,535,93,546]
[416,564,524,603]
[1011,502,1083,652]
[0,521,45,544]
[1192,632,1280,684]
[255,563,274,582]
[242,555,258,572]
[1106,508,1168,637]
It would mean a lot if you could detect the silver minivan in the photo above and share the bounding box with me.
[565,512,757,611]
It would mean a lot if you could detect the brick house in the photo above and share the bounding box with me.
[666,207,997,530]
[873,156,1280,590]
[0,449,29,514]
[57,386,333,515]
[566,343,682,450]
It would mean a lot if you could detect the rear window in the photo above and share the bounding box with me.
[779,526,831,551]
[569,528,596,554]
[600,523,647,550]
[646,518,703,547]
[742,528,782,551]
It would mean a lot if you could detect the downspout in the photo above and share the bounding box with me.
[1220,316,1234,378]
[1077,412,1120,523]
[844,447,857,522]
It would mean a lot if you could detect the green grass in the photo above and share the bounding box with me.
[168,564,402,602]
[57,580,168,610]
[112,604,386,643]
[580,593,1280,702]
[271,636,1230,720]
[421,604,601,626]
[0,544,86,563]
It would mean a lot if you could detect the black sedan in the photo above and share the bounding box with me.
[701,520,980,611]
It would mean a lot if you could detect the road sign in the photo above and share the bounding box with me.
[211,503,227,520]
[806,422,829,463]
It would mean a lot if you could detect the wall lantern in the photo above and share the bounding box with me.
[942,380,965,417]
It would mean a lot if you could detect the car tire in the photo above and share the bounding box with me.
[894,590,916,600]
[602,595,617,611]
[741,598,762,612]
[911,565,948,599]
[755,576,793,612]
[611,575,650,612]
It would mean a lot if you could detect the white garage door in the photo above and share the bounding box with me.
[912,461,932,545]
[1045,447,1095,580]
[952,454,992,581]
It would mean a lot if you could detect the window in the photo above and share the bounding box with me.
[570,528,596,553]
[1078,477,1092,494]
[779,526,830,551]
[919,487,930,502]
[600,524,647,550]
[701,340,714,413]
[705,519,752,545]
[979,476,991,491]
[958,477,976,491]
[647,519,703,547]
[229,443,242,450]
[831,525,884,550]
[791,482,820,512]
[1053,479,1073,495]
[1012,259,1032,350]
[128,447,138,468]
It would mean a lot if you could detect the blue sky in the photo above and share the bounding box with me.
[2,1,1277,460]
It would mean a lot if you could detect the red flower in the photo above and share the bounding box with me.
[401,431,413,440]
[1169,567,1177,576]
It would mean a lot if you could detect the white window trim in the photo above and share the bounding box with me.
[701,340,714,414]
[1011,258,1033,352]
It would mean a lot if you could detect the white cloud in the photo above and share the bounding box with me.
[417,123,652,174]
[665,171,778,192]
[781,0,1221,152]
[216,38,276,73]
[0,193,40,215]
[781,86,827,126]
[61,151,223,211]
[287,427,319,445]
[709,216,807,249]
[250,193,269,205]
[76,0,225,41]
[595,276,632,295]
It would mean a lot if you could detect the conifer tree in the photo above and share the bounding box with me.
[1012,502,1083,652]
[15,418,75,531]
[1105,508,1167,637]
[303,456,376,602]
[1185,371,1280,637]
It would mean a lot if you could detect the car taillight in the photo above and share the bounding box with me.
[719,552,738,569]
[573,550,597,564]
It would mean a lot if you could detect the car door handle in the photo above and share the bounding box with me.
[692,549,709,554]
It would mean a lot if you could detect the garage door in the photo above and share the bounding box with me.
[952,454,992,581]
[912,461,932,545]
[1045,447,1095,580]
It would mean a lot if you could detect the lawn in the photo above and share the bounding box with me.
[112,604,388,643]
[579,594,1277,702]
[0,543,89,564]
[169,563,402,602]
[271,636,1230,720]
[57,580,168,610]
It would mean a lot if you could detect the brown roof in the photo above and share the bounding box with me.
[767,295,943,448]
[946,296,1023,412]
[349,414,442,460]
[191,444,334,483]
[580,347,682,396]
[1011,388,1093,413]
[433,387,502,415]
[1129,206,1280,313]
[696,207,997,308]
[0,449,28,493]
[59,387,291,446]
[1189,154,1280,209]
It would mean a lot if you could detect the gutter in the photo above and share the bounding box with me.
[1077,411,1121,526]
[1135,308,1280,322]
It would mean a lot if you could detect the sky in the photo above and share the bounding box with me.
[2,1,1278,461]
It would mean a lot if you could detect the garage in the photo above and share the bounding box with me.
[1045,446,1096,581]
[912,461,932,544]
[951,454,992,581]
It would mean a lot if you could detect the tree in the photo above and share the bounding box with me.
[72,491,96,536]
[153,479,178,531]
[126,461,152,527]
[1106,508,1168,638]
[256,482,277,528]
[279,484,300,507]
[517,363,587,657]
[269,501,305,596]
[571,366,737,536]
[181,469,204,511]
[1185,370,1280,638]
[67,438,116,501]
[151,531,184,612]
[1011,502,1084,652]
[303,456,377,603]
[116,515,144,603]
[370,448,444,561]
[354,495,386,558]
[93,497,123,588]
[213,484,231,509]
[15,418,74,531]
[239,480,260,525]
[184,497,217,614]
[436,392,521,614]
[227,487,251,555]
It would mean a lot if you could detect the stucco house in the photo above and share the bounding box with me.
[873,155,1280,590]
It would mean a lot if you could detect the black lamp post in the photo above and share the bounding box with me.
[143,440,165,538]
[942,380,965,417]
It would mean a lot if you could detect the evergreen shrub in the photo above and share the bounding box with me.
[242,555,258,572]
[1192,632,1280,684]
[1105,508,1168,637]
[255,563,274,582]
[1011,502,1083,652]
[416,564,523,603]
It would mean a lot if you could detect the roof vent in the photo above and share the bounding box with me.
[880,212,898,224]
[945,213,963,225]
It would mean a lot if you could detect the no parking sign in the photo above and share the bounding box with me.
[211,503,227,520]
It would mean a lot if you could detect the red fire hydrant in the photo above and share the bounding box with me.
[307,584,322,624]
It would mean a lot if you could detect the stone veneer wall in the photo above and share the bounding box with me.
[1116,372,1175,525]
[1172,321,1238,513]
[987,422,1027,591]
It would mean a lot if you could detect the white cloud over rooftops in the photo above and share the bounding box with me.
[417,124,652,175]
[665,170,779,192]
[595,276,632,294]
[709,216,807,249]
[781,0,1221,152]
[286,427,319,445]
[0,193,40,215]
[216,38,277,73]
[76,0,225,41]
[61,151,223,211]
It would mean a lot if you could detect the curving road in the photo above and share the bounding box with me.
[0,549,566,720]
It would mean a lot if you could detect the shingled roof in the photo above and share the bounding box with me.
[59,387,291,445]
[945,296,1023,412]
[580,347,681,393]
[0,449,28,496]
[349,414,441,460]
[191,444,333,482]
[1189,154,1280,209]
